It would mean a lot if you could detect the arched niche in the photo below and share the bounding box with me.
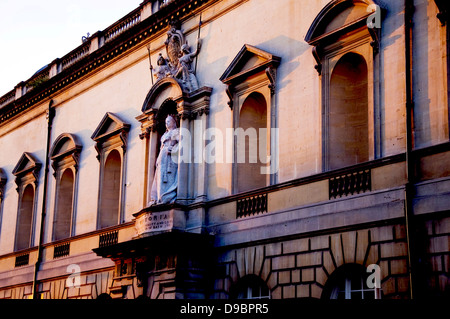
[15,184,35,251]
[50,133,82,241]
[12,152,41,251]
[98,149,122,229]
[220,44,281,193]
[136,76,212,207]
[306,0,382,169]
[91,112,130,229]
[53,168,75,241]
[236,92,268,193]
[329,52,369,169]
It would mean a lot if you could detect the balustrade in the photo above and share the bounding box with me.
[329,169,371,199]
[53,242,70,259]
[236,193,268,218]
[99,230,119,248]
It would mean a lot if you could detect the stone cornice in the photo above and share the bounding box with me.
[0,0,215,126]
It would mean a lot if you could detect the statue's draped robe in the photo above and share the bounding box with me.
[150,128,179,205]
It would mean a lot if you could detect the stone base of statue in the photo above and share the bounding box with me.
[133,203,187,238]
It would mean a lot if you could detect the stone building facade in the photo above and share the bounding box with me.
[0,0,448,300]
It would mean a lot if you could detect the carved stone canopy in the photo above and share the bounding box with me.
[137,77,212,139]
[50,133,83,174]
[305,0,382,74]
[152,19,202,93]
[91,112,131,159]
[220,44,281,109]
[12,152,42,190]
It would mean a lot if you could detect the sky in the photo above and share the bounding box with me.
[0,0,142,96]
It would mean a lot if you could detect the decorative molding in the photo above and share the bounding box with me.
[220,44,281,109]
[91,112,131,160]
[50,133,83,175]
[305,0,381,71]
[225,86,234,110]
[138,82,212,136]
[265,67,277,95]
[12,152,42,191]
[151,19,202,93]
[312,46,322,75]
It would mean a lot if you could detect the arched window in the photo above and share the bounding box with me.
[12,152,41,251]
[91,113,130,230]
[220,44,281,194]
[237,92,268,193]
[322,264,381,300]
[53,168,75,240]
[306,0,382,171]
[98,150,122,228]
[50,133,81,241]
[230,275,270,299]
[15,184,35,251]
[329,53,369,170]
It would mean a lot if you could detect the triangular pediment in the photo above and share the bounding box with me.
[220,44,281,84]
[91,112,130,142]
[12,152,41,177]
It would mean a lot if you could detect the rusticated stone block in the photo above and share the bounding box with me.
[297,251,322,267]
[283,238,309,254]
[283,285,295,299]
[272,255,296,270]
[297,284,310,298]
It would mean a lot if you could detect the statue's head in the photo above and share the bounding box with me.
[181,44,190,54]
[157,53,166,66]
[165,115,177,130]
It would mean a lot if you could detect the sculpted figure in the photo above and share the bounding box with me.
[149,115,180,205]
[175,40,201,92]
[154,53,171,82]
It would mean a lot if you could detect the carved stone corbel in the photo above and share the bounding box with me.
[265,67,276,95]
[226,85,234,110]
[312,46,322,75]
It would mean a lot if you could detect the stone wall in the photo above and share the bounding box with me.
[212,223,410,299]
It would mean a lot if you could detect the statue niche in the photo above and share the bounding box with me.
[152,20,201,93]
[149,114,180,206]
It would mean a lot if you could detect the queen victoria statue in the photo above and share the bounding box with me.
[149,115,180,205]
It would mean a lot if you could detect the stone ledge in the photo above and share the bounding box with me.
[210,187,406,248]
